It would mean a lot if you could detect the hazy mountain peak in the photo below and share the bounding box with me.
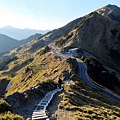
[0,26,49,40]
[3,25,13,29]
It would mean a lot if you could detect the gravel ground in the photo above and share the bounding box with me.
[47,90,73,120]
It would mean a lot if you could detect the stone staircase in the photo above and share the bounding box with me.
[32,88,63,120]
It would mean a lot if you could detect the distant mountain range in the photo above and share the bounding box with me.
[0,33,42,53]
[0,4,120,72]
[1,4,120,119]
[0,26,49,40]
[0,33,19,52]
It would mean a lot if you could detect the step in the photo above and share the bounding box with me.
[41,101,48,104]
[43,98,51,101]
[33,112,46,116]
[33,110,46,114]
[37,102,49,106]
[32,114,47,118]
[32,113,47,116]
[32,115,48,119]
[33,110,45,112]
[35,106,45,110]
[32,111,46,115]
[45,94,53,97]
[41,100,49,102]
[45,95,51,98]
[32,88,63,119]
[41,100,51,105]
[45,94,52,96]
[44,95,52,98]
[32,113,46,116]
[36,105,47,110]
[39,102,48,106]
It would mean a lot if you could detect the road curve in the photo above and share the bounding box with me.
[51,47,120,103]
[77,59,120,103]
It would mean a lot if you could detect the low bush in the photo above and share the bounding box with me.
[0,111,24,120]
[66,58,78,74]
[35,89,45,96]
[39,46,50,56]
[0,56,18,70]
[81,56,120,95]
[0,99,12,113]
[41,80,56,91]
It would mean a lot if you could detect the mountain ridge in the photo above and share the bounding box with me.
[0,4,120,119]
[0,33,42,53]
[0,33,19,52]
[52,4,120,71]
[0,25,49,40]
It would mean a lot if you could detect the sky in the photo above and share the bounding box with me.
[0,0,120,30]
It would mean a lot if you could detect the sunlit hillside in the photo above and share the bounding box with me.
[53,75,120,120]
[2,48,70,96]
[0,3,120,120]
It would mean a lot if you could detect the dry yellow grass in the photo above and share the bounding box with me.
[57,75,120,120]
[4,51,70,96]
[1,46,120,119]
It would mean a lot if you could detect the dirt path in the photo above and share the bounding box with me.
[47,88,73,120]
[47,91,62,119]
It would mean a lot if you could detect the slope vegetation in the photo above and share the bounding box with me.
[0,34,19,52]
[0,45,120,119]
[3,49,70,96]
[45,4,120,71]
[55,74,120,120]
[0,33,42,53]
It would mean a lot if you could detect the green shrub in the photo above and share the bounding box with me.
[0,99,12,113]
[0,56,18,70]
[66,58,78,74]
[55,38,64,47]
[81,57,120,95]
[35,89,45,96]
[9,72,16,78]
[0,111,24,120]
[39,46,50,56]
[41,80,56,91]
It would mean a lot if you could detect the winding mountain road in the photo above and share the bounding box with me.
[77,59,120,103]
[51,45,120,103]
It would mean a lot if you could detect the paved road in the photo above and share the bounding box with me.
[77,59,120,103]
[51,46,120,103]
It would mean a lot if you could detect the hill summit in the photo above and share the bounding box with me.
[50,4,120,71]
[0,4,120,120]
[96,4,120,22]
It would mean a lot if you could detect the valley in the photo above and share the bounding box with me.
[0,4,120,120]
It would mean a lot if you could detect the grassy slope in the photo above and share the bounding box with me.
[5,51,70,96]
[0,99,23,120]
[1,46,120,119]
[57,75,120,120]
[0,112,24,120]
